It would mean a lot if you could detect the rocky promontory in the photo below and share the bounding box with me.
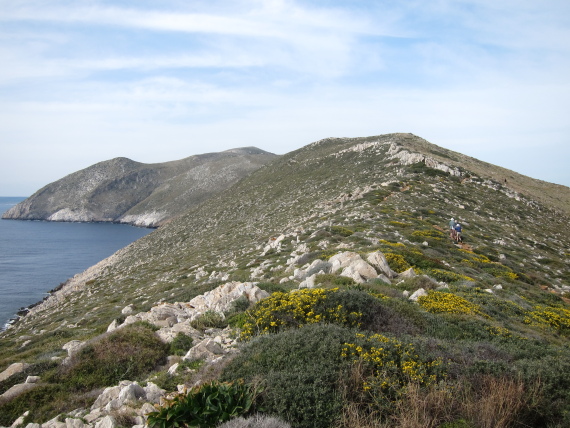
[2,147,277,228]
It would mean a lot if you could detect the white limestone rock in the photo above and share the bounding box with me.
[366,251,398,279]
[183,338,224,363]
[95,416,117,428]
[62,340,85,358]
[399,268,417,279]
[0,362,29,383]
[65,418,85,428]
[409,288,428,302]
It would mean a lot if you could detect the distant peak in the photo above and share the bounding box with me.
[223,147,275,156]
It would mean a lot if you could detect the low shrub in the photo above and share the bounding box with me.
[169,333,194,356]
[147,380,257,428]
[239,288,387,340]
[330,226,354,237]
[340,332,446,414]
[314,273,357,288]
[221,323,355,428]
[190,310,227,331]
[60,322,168,391]
[385,253,411,273]
[418,291,487,318]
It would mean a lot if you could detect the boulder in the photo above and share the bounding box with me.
[409,288,428,302]
[329,252,362,271]
[329,252,378,283]
[91,385,122,410]
[156,319,200,343]
[367,251,398,278]
[141,383,165,404]
[0,382,38,403]
[62,340,85,358]
[117,382,146,404]
[95,416,117,428]
[0,362,29,383]
[299,274,317,289]
[183,338,224,362]
[65,418,85,428]
[399,268,417,279]
[305,259,332,277]
[121,304,135,315]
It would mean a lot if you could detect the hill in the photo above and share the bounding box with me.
[2,147,277,227]
[1,133,569,427]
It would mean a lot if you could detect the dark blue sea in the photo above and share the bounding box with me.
[0,197,153,329]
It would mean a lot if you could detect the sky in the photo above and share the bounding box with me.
[1,0,569,196]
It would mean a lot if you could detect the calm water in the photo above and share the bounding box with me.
[0,197,153,329]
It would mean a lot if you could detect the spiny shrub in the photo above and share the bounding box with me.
[240,288,382,340]
[147,380,256,428]
[61,322,168,390]
[221,323,356,428]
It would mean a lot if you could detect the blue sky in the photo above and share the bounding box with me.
[1,0,569,196]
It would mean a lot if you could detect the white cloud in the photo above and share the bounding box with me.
[0,0,569,195]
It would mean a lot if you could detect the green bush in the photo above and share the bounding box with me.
[314,273,356,288]
[330,226,354,237]
[147,380,256,428]
[190,310,227,331]
[61,322,168,390]
[222,323,356,428]
[169,333,194,356]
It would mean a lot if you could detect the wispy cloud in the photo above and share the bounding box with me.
[0,0,569,195]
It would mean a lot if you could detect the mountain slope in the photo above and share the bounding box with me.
[1,133,569,426]
[2,147,277,227]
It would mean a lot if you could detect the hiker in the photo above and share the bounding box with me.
[454,223,463,243]
[449,218,457,241]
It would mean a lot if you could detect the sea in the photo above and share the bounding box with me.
[0,197,153,330]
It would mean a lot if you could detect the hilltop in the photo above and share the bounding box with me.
[1,133,569,427]
[2,147,277,227]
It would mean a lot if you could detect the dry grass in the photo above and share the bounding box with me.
[338,365,542,428]
[460,375,542,428]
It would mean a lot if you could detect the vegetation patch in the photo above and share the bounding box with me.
[59,322,168,391]
[147,380,257,428]
[418,291,487,318]
[240,288,371,340]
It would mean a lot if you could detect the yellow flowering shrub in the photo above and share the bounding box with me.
[384,253,411,273]
[422,268,474,283]
[411,229,444,240]
[418,290,487,317]
[379,240,406,248]
[524,306,570,334]
[459,251,519,281]
[240,288,364,340]
[389,221,412,228]
[341,333,444,408]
